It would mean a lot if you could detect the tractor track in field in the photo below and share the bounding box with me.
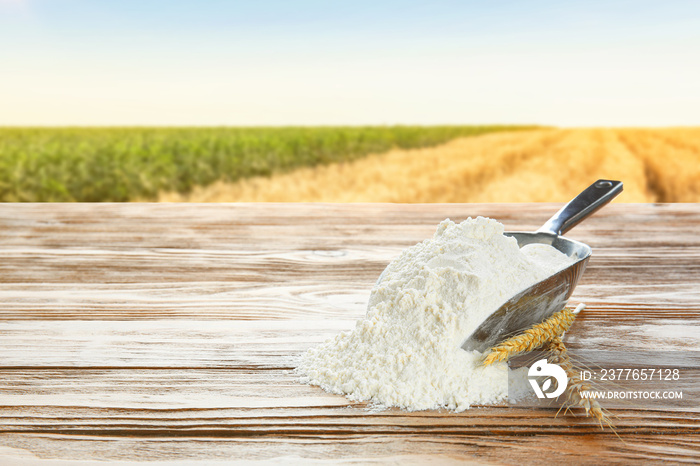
[612,131,667,203]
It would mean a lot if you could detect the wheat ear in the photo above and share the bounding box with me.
[482,308,577,366]
[545,336,615,431]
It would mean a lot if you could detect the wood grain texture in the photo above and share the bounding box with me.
[1,203,699,464]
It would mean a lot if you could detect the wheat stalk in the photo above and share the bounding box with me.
[482,307,577,366]
[545,336,616,432]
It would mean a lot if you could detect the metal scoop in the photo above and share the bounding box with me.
[460,179,623,353]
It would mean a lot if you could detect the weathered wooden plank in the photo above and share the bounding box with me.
[0,282,372,320]
[1,203,699,251]
[1,407,697,435]
[1,319,699,369]
[1,368,698,412]
[0,281,699,320]
[1,432,698,464]
[0,369,334,409]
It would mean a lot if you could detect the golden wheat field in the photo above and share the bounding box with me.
[159,129,700,203]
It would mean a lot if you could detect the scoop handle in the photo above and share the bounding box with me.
[538,179,623,236]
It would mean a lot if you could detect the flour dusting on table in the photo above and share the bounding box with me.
[297,217,575,411]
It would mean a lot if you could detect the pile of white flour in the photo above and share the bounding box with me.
[297,217,575,411]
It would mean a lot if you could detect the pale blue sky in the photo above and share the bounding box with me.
[1,0,699,126]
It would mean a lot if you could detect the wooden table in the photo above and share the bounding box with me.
[1,203,698,464]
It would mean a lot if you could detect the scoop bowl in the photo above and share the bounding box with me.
[460,232,591,353]
[460,179,623,353]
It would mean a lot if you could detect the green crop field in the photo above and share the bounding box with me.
[0,126,533,202]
